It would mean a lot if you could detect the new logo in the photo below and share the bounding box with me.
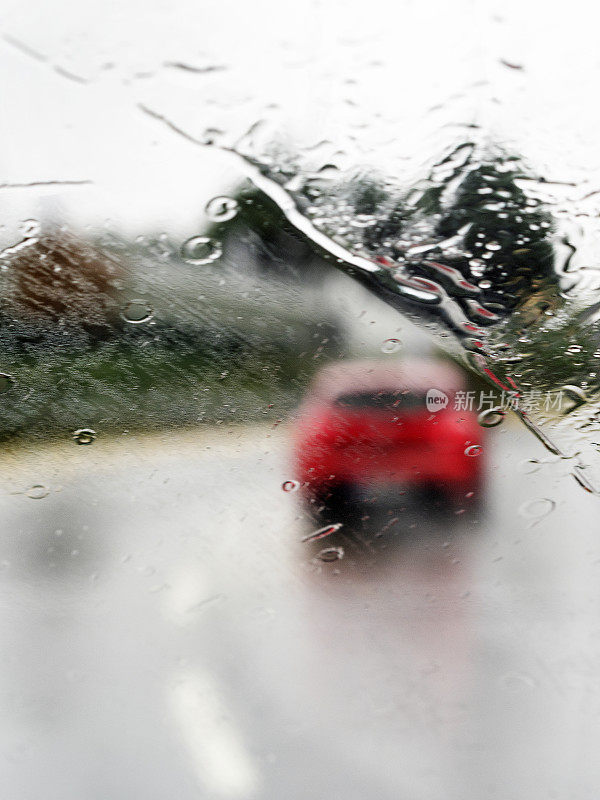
[426,388,449,412]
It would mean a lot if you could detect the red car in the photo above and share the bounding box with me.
[293,359,484,516]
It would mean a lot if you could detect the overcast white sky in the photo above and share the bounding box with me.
[2,0,600,242]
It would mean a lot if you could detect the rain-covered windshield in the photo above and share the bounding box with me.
[3,2,600,798]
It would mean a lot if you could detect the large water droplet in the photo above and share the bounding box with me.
[122,300,153,324]
[317,546,344,562]
[302,523,343,543]
[464,444,483,457]
[519,497,555,521]
[282,479,300,493]
[27,484,49,500]
[73,428,96,445]
[381,338,402,354]
[205,196,239,222]
[478,407,505,428]
[181,236,222,265]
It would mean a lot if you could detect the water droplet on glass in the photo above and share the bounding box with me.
[478,407,505,428]
[21,219,40,238]
[317,546,344,562]
[501,672,538,691]
[122,300,153,324]
[484,241,502,251]
[302,522,343,543]
[566,344,582,355]
[205,196,239,222]
[518,458,541,474]
[381,338,402,354]
[560,384,587,411]
[73,428,96,445]
[519,497,555,521]
[350,214,377,228]
[465,444,483,457]
[27,484,49,500]
[282,480,300,493]
[0,373,15,393]
[181,236,222,265]
[479,279,492,289]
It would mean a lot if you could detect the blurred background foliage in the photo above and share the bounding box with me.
[0,196,349,442]
[2,147,594,444]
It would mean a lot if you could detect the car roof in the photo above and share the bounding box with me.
[310,358,466,401]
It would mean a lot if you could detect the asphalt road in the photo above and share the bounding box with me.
[1,422,600,800]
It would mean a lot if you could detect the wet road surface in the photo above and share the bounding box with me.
[1,422,600,799]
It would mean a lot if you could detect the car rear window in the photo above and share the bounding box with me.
[334,390,426,410]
